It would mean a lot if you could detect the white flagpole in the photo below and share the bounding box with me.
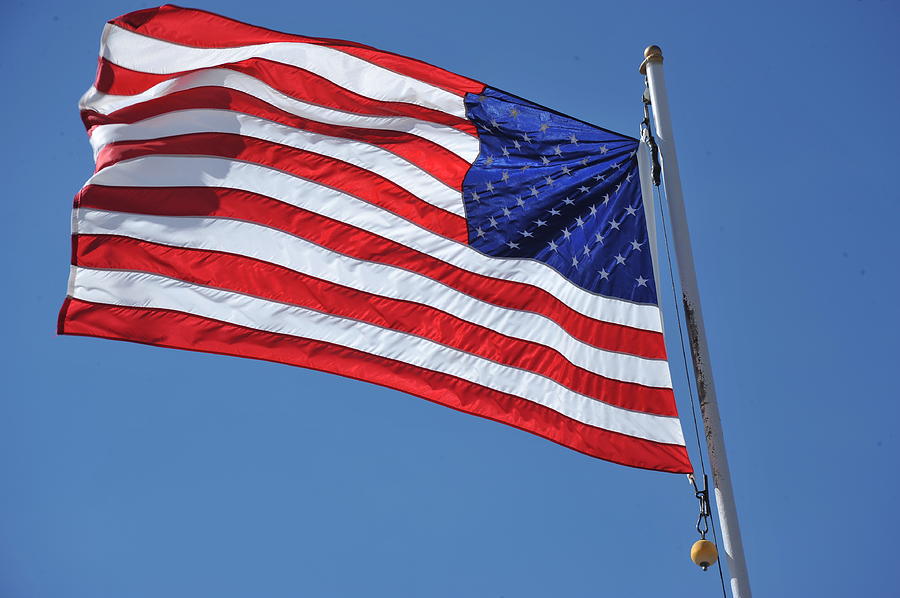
[639,45,752,598]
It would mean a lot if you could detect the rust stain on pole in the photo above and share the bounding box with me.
[683,293,721,487]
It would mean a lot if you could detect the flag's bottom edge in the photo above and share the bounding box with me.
[57,296,693,474]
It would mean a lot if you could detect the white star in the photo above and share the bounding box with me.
[563,196,575,205]
[502,147,510,157]
[513,139,522,150]
[609,219,621,230]
[485,155,495,166]
[580,157,589,166]
[510,107,520,118]
[501,170,510,181]
[611,162,621,169]
[599,145,609,154]
[626,172,634,182]
[569,133,579,145]
[520,229,533,238]
[561,228,572,239]
[533,218,547,227]
[488,216,498,228]
[541,156,551,165]
[471,191,480,201]
[539,122,550,132]
[602,194,610,205]
[486,181,494,192]
[582,244,591,256]
[521,132,531,143]
[588,205,597,216]
[615,183,622,193]
[520,165,530,172]
[594,173,606,182]
[544,175,554,186]
[575,216,585,227]
[549,207,561,216]
[594,232,605,243]
[475,227,485,238]
[615,253,626,265]
[530,186,539,196]
[631,240,644,251]
[579,185,590,193]
[490,118,500,129]
[516,196,526,208]
[561,165,571,175]
[636,276,648,287]
[553,145,562,155]
[501,206,512,217]
[598,268,610,280]
[625,205,637,216]
[548,240,559,251]
[507,240,520,249]
[571,255,579,267]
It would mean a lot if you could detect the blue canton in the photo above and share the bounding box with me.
[462,87,657,305]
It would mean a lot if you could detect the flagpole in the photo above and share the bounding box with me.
[639,46,752,598]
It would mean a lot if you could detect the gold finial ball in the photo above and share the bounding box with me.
[644,45,663,60]
[690,539,718,570]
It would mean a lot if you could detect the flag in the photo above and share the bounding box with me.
[59,5,692,473]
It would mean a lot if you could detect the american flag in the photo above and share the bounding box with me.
[59,5,691,473]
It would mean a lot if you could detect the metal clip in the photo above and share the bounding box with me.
[691,474,712,540]
[640,83,662,187]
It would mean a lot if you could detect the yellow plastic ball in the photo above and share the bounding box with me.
[690,539,718,570]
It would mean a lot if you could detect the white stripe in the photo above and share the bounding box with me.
[87,155,665,333]
[100,24,467,119]
[89,110,466,217]
[81,68,479,163]
[76,208,671,388]
[69,266,685,446]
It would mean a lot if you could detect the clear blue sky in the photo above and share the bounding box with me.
[3,1,898,596]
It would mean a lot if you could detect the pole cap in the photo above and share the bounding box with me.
[639,45,664,74]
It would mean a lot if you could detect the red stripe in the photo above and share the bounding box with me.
[76,185,668,360]
[74,234,678,416]
[110,5,485,96]
[93,58,173,96]
[92,57,478,136]
[92,133,469,243]
[92,107,470,193]
[58,297,692,473]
